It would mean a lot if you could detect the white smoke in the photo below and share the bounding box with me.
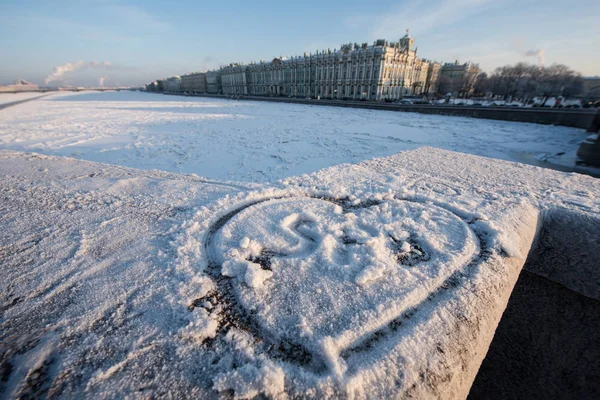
[45,61,116,84]
[99,76,105,87]
[524,48,545,66]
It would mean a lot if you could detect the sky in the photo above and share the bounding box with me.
[1,0,599,87]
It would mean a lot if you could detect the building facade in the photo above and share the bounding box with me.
[423,60,441,95]
[146,33,484,100]
[206,71,222,94]
[165,76,181,92]
[218,32,440,100]
[180,72,207,93]
[439,61,481,97]
[220,64,249,95]
[156,79,167,92]
[0,80,39,93]
[145,81,158,91]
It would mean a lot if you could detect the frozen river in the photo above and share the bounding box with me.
[0,91,589,182]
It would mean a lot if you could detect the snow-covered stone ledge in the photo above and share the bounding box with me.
[0,148,598,399]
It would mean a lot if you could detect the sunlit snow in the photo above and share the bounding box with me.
[1,93,599,398]
[0,91,588,181]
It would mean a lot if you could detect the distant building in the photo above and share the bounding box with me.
[583,77,600,98]
[165,76,182,92]
[206,71,222,94]
[0,79,39,93]
[156,79,167,92]
[414,61,430,95]
[221,64,249,95]
[439,61,481,97]
[180,72,207,93]
[423,61,441,95]
[145,81,158,92]
[218,32,437,100]
[146,33,488,100]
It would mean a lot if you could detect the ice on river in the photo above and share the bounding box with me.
[0,91,589,182]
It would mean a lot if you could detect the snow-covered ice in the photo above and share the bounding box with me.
[0,92,46,106]
[1,147,598,398]
[0,91,591,182]
[1,92,599,398]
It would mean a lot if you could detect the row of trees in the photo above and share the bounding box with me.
[473,63,584,102]
[437,73,479,99]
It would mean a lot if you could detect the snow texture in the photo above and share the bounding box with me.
[0,93,45,105]
[0,91,591,182]
[2,146,598,398]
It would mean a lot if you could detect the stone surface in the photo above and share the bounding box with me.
[469,270,600,400]
[577,133,600,166]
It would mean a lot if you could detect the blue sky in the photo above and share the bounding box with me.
[1,0,599,86]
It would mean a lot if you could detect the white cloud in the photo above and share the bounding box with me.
[109,4,170,32]
[367,0,496,40]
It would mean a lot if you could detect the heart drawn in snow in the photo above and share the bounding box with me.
[206,196,480,375]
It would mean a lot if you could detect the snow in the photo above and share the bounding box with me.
[213,362,285,399]
[180,308,219,342]
[1,91,599,398]
[0,91,591,182]
[212,197,480,349]
[1,147,598,398]
[0,92,46,105]
[244,263,273,288]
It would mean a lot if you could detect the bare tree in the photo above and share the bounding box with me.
[488,62,583,104]
[459,70,479,98]
[490,63,530,100]
[561,74,584,99]
[521,65,542,101]
[474,72,489,96]
[537,64,583,105]
[436,75,451,96]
